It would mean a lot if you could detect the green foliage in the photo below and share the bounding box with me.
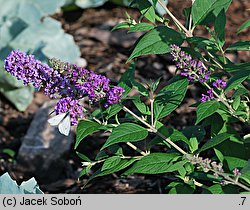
[226,41,250,51]
[101,123,148,149]
[191,0,231,26]
[214,9,226,46]
[198,133,232,153]
[0,173,43,194]
[196,100,220,124]
[128,23,154,33]
[154,77,188,120]
[75,120,103,149]
[225,71,249,91]
[237,18,250,34]
[128,26,184,61]
[123,153,186,175]
[69,0,250,194]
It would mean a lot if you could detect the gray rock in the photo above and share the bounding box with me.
[16,100,74,182]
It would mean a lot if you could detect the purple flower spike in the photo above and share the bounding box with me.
[233,168,241,176]
[105,86,125,108]
[170,45,211,83]
[55,97,84,126]
[4,50,125,126]
[4,50,56,89]
[200,88,215,103]
[213,79,227,90]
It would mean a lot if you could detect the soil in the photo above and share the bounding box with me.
[0,0,249,194]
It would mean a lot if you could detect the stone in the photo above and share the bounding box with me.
[16,100,74,183]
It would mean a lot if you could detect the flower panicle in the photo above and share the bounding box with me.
[4,50,125,126]
[170,45,227,103]
[170,44,211,83]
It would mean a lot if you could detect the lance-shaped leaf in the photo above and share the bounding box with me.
[196,100,220,124]
[101,123,148,150]
[192,0,232,26]
[128,26,183,61]
[154,77,188,120]
[123,153,185,175]
[75,120,102,149]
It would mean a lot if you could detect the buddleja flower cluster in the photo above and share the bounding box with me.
[186,154,224,177]
[200,79,226,103]
[170,45,227,103]
[4,50,124,125]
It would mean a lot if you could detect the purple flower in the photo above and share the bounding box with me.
[55,97,84,125]
[170,45,211,83]
[200,89,215,103]
[212,79,227,90]
[4,50,125,126]
[105,86,125,108]
[4,50,55,89]
[233,168,241,176]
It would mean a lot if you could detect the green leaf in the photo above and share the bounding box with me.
[187,37,218,50]
[149,122,190,148]
[128,26,184,61]
[224,156,248,171]
[232,96,241,110]
[216,136,247,159]
[124,153,185,175]
[182,126,206,143]
[204,184,239,194]
[0,172,43,194]
[75,120,102,149]
[133,0,155,23]
[198,133,232,153]
[1,149,15,158]
[101,123,148,149]
[102,156,121,171]
[203,113,225,136]
[240,162,250,183]
[131,80,149,97]
[167,182,195,194]
[237,19,250,34]
[232,86,249,98]
[214,148,224,162]
[214,9,226,46]
[95,145,123,161]
[118,62,135,97]
[196,100,220,124]
[224,62,250,74]
[154,77,188,120]
[225,71,249,91]
[86,158,137,185]
[192,0,232,26]
[76,152,91,162]
[190,172,222,183]
[226,41,250,51]
[79,165,92,178]
[132,97,151,115]
[112,22,131,31]
[183,7,192,26]
[190,137,199,153]
[224,157,250,183]
[128,22,154,33]
[104,104,122,119]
